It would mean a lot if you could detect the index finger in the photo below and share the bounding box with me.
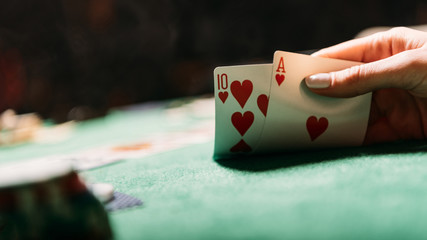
[312,27,426,63]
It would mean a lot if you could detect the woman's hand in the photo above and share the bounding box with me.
[304,27,427,144]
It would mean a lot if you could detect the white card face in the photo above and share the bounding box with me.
[214,64,272,157]
[256,51,372,152]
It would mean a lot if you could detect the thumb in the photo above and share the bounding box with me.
[304,51,420,98]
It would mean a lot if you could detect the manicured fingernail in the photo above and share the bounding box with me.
[305,73,331,89]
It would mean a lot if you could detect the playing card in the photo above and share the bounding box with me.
[256,51,372,152]
[104,191,143,212]
[214,64,272,157]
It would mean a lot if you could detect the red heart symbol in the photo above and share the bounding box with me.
[306,116,328,141]
[231,80,253,108]
[232,111,254,136]
[275,74,285,86]
[230,139,252,152]
[218,91,228,103]
[257,94,269,117]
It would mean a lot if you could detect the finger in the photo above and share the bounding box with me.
[305,50,423,98]
[312,27,426,63]
[312,36,389,63]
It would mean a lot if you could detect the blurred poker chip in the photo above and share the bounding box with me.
[0,160,113,239]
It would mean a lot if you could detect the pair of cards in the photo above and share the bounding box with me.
[214,51,372,158]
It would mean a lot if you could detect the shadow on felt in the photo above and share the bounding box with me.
[214,140,427,172]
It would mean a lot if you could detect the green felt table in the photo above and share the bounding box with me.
[2,97,427,240]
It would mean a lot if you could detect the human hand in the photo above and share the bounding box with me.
[304,27,427,144]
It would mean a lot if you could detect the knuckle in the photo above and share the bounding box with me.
[334,66,364,85]
[404,51,427,87]
[331,66,367,96]
[387,26,409,35]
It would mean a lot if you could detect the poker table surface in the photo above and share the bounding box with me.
[2,96,427,240]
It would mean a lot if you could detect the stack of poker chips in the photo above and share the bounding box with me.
[0,160,112,239]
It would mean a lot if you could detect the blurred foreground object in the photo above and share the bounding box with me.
[0,161,112,239]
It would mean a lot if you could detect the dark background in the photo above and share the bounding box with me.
[0,0,426,122]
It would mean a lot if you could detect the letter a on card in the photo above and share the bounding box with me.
[275,57,286,86]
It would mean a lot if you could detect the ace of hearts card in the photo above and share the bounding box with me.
[213,51,372,158]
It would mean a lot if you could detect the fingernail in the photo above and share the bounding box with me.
[305,73,331,89]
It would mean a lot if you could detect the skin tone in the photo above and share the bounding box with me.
[304,27,427,144]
